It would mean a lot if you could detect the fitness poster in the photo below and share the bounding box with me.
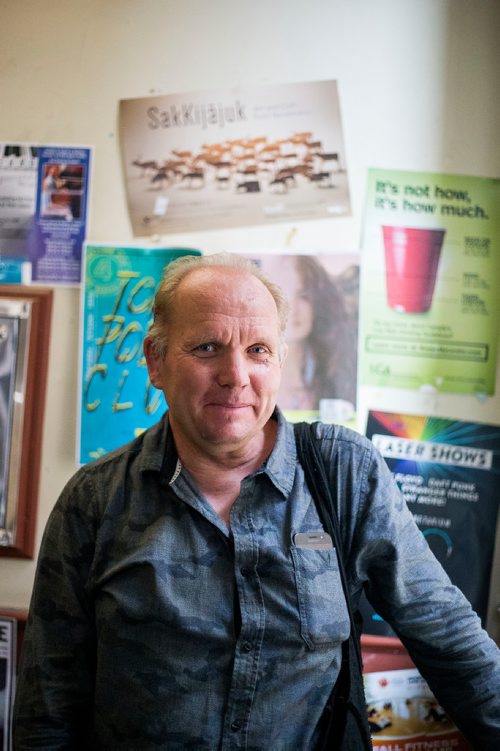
[361,410,500,636]
[364,668,471,750]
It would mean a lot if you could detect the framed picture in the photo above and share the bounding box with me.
[0,616,16,751]
[0,285,52,558]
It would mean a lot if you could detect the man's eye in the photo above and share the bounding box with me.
[248,345,268,355]
[195,343,216,353]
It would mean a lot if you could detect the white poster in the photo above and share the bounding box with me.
[119,80,351,234]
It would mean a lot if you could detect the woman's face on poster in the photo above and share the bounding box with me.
[277,257,314,344]
[259,256,315,344]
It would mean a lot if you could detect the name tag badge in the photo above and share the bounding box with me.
[294,531,333,550]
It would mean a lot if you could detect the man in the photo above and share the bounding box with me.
[13,253,500,749]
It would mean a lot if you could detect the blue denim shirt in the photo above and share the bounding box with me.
[13,410,500,749]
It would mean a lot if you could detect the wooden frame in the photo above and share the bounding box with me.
[0,285,53,558]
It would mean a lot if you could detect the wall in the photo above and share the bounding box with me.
[1,0,499,637]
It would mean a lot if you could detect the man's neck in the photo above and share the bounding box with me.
[171,420,278,525]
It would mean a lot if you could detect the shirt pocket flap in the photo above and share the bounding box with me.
[291,546,350,649]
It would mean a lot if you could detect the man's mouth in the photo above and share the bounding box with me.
[207,401,251,410]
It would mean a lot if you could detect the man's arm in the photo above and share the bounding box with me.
[13,470,98,750]
[357,444,500,748]
[317,424,500,749]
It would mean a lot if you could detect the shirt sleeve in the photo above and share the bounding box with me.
[13,469,98,750]
[345,435,500,749]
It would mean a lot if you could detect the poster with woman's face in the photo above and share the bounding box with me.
[244,252,360,426]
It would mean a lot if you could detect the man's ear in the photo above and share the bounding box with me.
[143,337,163,389]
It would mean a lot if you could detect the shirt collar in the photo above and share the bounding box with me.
[136,411,178,482]
[261,407,297,498]
[139,407,297,497]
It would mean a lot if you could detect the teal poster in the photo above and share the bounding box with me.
[362,411,500,635]
[78,244,200,463]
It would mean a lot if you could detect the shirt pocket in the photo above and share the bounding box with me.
[290,546,351,649]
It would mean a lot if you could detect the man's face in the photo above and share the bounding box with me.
[145,267,286,458]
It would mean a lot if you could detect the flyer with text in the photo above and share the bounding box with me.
[119,80,350,234]
[364,669,471,750]
[0,143,92,284]
[0,143,38,283]
[78,244,200,464]
[362,411,500,636]
[359,169,500,395]
[30,146,92,283]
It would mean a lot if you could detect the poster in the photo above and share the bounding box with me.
[119,80,350,235]
[361,411,500,635]
[0,143,38,282]
[364,668,471,750]
[359,169,500,395]
[78,244,200,464]
[243,252,359,426]
[30,146,92,283]
[0,143,92,284]
[0,618,15,751]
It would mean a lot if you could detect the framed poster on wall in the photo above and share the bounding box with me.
[0,286,52,558]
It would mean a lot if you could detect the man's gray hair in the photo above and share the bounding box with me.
[147,252,289,358]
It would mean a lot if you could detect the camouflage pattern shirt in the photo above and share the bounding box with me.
[13,410,500,749]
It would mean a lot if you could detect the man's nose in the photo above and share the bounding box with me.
[217,350,250,388]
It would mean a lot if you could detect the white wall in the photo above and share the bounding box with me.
[1,0,499,636]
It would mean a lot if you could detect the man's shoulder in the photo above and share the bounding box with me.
[308,420,375,454]
[64,414,169,495]
[43,417,169,533]
[287,419,379,479]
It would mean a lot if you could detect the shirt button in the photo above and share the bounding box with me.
[240,566,252,577]
[242,642,252,653]
[231,720,242,732]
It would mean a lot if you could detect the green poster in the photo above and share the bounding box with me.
[360,169,500,395]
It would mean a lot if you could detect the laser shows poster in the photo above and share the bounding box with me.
[359,169,500,395]
[361,411,500,636]
[78,244,200,464]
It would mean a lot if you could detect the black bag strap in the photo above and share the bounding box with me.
[294,421,372,751]
[293,422,362,663]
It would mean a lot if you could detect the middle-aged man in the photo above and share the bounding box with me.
[13,253,500,750]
